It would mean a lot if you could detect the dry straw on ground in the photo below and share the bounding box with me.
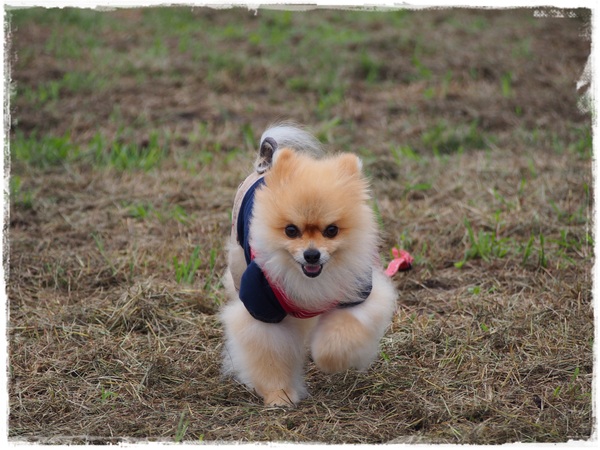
[6,6,593,444]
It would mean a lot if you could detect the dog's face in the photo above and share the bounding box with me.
[279,212,341,279]
[250,148,376,284]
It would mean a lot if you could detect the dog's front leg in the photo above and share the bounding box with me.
[310,270,397,373]
[220,299,310,406]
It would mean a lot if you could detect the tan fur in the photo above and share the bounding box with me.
[310,310,367,373]
[310,270,398,373]
[221,141,397,406]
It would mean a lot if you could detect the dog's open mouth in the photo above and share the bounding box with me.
[302,264,323,278]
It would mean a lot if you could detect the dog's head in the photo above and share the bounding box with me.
[250,148,377,296]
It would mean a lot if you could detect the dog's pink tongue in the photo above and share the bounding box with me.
[304,264,321,273]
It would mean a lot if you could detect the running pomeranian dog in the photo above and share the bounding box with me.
[220,124,397,406]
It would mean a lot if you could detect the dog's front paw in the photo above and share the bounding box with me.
[312,341,362,374]
[311,310,378,374]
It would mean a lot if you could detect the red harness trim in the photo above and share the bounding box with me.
[251,248,338,319]
[264,271,338,319]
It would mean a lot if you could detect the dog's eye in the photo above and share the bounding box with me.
[323,225,339,238]
[285,224,301,238]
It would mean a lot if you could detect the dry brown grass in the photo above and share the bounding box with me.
[6,6,593,444]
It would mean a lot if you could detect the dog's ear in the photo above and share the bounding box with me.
[265,147,297,186]
[267,147,298,182]
[337,153,363,177]
[271,147,296,168]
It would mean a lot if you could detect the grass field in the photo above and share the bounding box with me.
[6,6,594,444]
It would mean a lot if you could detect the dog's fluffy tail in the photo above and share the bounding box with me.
[254,123,324,173]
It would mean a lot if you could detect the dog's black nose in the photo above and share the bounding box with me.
[303,248,321,264]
